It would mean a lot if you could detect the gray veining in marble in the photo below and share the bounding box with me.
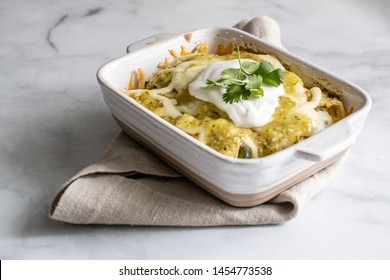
[1,0,389,259]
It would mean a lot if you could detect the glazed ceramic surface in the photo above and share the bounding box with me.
[97,27,371,206]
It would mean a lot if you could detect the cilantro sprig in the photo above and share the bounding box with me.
[202,47,284,104]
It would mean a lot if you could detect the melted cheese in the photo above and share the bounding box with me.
[122,51,341,159]
[294,87,332,132]
[169,59,218,92]
[151,92,182,118]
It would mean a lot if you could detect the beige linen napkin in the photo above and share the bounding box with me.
[50,16,346,226]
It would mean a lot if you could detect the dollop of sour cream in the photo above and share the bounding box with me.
[188,59,285,128]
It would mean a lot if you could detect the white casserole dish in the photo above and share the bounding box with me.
[97,27,371,207]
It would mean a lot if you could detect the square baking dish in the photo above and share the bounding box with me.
[97,27,371,207]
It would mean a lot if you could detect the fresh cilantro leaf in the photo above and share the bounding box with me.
[201,79,225,89]
[263,69,284,86]
[241,88,252,100]
[245,75,263,90]
[245,75,264,97]
[206,79,224,86]
[241,61,259,75]
[221,68,246,84]
[235,71,246,82]
[221,68,240,80]
[254,61,274,76]
[223,84,248,104]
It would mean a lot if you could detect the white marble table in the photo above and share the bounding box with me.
[1,0,389,259]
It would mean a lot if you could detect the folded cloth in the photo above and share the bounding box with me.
[50,16,346,226]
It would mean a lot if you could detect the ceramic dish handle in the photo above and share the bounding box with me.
[126,33,176,53]
[295,122,356,162]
